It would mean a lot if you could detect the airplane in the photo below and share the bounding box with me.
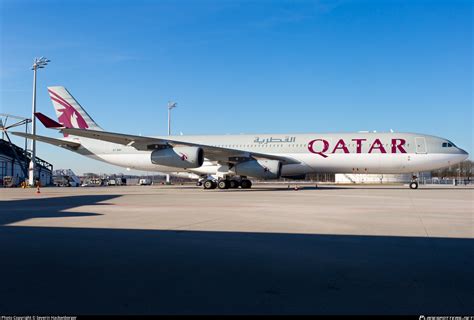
[11,86,469,190]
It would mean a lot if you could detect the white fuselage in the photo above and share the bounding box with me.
[72,132,468,177]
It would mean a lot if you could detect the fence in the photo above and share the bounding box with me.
[420,178,472,185]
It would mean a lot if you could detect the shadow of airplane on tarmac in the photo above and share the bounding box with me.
[0,195,119,225]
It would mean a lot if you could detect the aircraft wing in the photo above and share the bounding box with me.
[61,128,300,164]
[11,132,81,150]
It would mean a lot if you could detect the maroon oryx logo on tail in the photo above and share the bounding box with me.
[48,89,89,137]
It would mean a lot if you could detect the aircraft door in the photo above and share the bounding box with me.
[415,137,427,154]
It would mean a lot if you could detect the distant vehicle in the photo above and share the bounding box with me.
[13,86,469,190]
[81,177,103,187]
[108,177,127,186]
[116,177,127,186]
[138,178,152,186]
[2,176,18,188]
[81,182,99,187]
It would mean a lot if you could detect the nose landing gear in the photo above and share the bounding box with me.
[409,175,419,189]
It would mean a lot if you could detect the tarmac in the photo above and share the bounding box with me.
[0,184,472,314]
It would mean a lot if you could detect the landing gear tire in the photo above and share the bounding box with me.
[241,179,252,189]
[229,180,239,189]
[203,180,217,190]
[218,180,229,189]
[196,181,203,187]
[409,181,418,189]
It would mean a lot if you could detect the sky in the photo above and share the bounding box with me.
[1,0,472,175]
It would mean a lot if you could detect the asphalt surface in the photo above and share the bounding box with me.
[0,184,472,314]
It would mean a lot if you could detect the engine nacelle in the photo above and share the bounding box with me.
[232,159,282,179]
[151,147,204,169]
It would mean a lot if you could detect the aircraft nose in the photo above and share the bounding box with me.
[458,148,469,160]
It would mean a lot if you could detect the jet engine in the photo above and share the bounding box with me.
[151,147,204,169]
[232,159,282,179]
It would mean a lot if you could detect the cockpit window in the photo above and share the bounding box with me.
[442,142,454,148]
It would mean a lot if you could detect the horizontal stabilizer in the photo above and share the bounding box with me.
[35,112,64,128]
[11,132,81,149]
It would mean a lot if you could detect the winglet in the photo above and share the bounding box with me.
[34,112,64,128]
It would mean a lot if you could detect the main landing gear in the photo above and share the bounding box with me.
[229,180,239,189]
[203,180,217,189]
[409,175,419,189]
[240,179,252,189]
[202,178,252,190]
[218,180,229,189]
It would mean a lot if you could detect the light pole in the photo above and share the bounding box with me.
[29,57,50,186]
[167,101,177,135]
[166,101,177,184]
[458,164,462,186]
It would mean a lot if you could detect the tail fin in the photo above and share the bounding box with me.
[47,86,103,135]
